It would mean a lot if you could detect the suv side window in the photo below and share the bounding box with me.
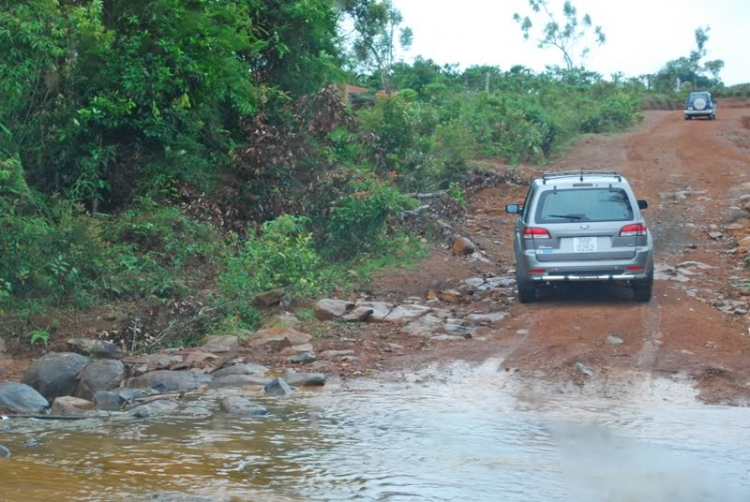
[522,186,535,223]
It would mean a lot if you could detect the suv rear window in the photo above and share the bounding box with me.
[688,93,710,103]
[535,188,634,223]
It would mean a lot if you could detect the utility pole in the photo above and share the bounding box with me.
[484,72,491,92]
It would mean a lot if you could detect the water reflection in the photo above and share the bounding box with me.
[0,362,748,501]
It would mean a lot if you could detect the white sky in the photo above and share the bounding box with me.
[394,0,749,85]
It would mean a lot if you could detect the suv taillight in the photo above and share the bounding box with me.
[620,224,647,237]
[523,227,551,239]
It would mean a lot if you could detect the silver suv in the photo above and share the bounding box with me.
[506,171,654,303]
[684,91,716,120]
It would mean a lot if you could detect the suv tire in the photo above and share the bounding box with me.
[632,263,654,302]
[710,114,716,121]
[516,271,537,304]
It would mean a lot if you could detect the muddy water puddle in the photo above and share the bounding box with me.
[1,361,749,501]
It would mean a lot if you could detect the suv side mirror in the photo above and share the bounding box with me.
[506,204,522,214]
[638,199,649,210]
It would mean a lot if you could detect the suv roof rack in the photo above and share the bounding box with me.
[541,170,622,184]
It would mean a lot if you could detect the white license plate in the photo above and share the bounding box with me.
[574,236,597,253]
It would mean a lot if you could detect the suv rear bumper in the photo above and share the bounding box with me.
[517,248,652,283]
[685,109,714,117]
[531,272,647,282]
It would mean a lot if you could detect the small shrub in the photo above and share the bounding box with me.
[220,215,321,324]
[326,179,416,259]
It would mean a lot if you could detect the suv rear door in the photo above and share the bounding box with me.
[528,186,638,262]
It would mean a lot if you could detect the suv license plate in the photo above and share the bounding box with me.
[574,236,597,253]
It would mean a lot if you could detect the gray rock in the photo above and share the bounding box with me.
[606,334,625,346]
[319,349,355,359]
[0,445,9,458]
[210,363,268,378]
[358,301,395,322]
[452,236,476,256]
[486,277,516,288]
[284,370,326,387]
[182,406,212,417]
[249,327,312,351]
[131,354,182,375]
[22,352,90,401]
[67,338,125,359]
[287,352,317,364]
[0,382,49,414]
[207,375,272,389]
[93,391,124,411]
[264,378,294,397]
[252,288,284,308]
[574,362,594,376]
[200,335,240,352]
[93,388,150,411]
[708,232,723,240]
[314,299,355,321]
[220,396,268,417]
[126,370,211,393]
[50,396,94,416]
[403,314,442,337]
[466,312,507,325]
[464,277,486,288]
[342,307,375,322]
[130,400,179,418]
[118,388,150,403]
[75,359,125,401]
[433,334,463,341]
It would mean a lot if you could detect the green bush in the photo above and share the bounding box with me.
[220,215,321,324]
[326,178,416,259]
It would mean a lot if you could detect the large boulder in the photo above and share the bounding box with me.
[0,445,9,458]
[314,299,355,321]
[74,359,125,401]
[22,352,90,401]
[67,338,125,359]
[126,370,211,393]
[220,396,268,417]
[0,382,49,414]
[50,396,94,416]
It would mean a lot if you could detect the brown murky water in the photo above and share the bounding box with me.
[1,361,749,501]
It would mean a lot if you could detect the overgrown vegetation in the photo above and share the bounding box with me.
[1,0,646,347]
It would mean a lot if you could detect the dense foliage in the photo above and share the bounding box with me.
[1,0,645,339]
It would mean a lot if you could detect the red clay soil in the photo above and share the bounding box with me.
[323,104,750,404]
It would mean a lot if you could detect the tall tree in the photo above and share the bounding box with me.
[513,0,605,70]
[340,0,413,94]
[689,26,724,86]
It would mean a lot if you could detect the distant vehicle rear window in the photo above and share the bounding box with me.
[688,93,709,103]
[535,188,634,223]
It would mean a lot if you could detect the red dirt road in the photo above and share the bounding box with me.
[371,103,750,404]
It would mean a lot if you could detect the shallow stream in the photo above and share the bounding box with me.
[1,360,748,501]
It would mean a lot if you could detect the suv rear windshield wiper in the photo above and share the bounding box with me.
[547,214,583,220]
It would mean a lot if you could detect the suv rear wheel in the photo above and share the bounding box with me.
[632,263,654,302]
[516,271,537,304]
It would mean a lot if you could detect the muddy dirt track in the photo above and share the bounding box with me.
[368,102,750,405]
